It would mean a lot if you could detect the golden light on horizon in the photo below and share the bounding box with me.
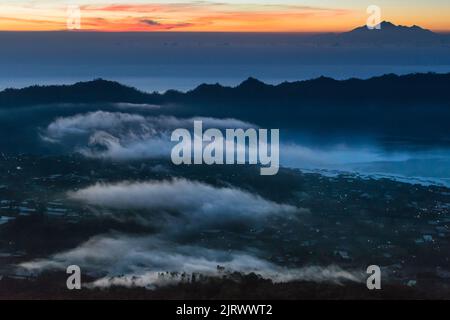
[0,1,449,32]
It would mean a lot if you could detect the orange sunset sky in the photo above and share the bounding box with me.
[0,0,449,32]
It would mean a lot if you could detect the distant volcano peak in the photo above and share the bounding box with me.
[349,21,433,34]
[379,21,396,28]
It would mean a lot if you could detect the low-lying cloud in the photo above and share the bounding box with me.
[43,111,255,159]
[67,179,300,229]
[19,233,364,289]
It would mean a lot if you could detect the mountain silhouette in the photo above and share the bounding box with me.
[312,21,448,46]
[0,79,153,107]
[1,73,450,109]
[349,21,434,34]
[1,72,450,141]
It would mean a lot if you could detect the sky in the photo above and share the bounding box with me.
[0,0,449,32]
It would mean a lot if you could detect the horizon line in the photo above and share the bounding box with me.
[1,29,450,34]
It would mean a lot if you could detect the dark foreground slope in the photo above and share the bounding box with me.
[0,272,442,300]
